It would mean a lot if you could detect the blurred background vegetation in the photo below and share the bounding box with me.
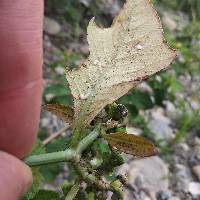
[29,0,200,199]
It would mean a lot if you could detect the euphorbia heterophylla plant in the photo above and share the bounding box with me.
[24,0,176,199]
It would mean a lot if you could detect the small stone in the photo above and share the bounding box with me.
[156,190,171,200]
[79,0,91,7]
[45,93,55,102]
[44,17,61,35]
[179,74,191,88]
[149,119,174,141]
[100,0,122,17]
[140,191,151,200]
[125,157,169,200]
[188,182,200,196]
[194,145,200,160]
[161,10,189,31]
[137,82,153,94]
[192,165,200,181]
[155,75,162,82]
[177,52,185,63]
[176,143,190,152]
[41,118,50,127]
[174,164,193,192]
[162,13,177,31]
[148,107,174,143]
[126,126,142,136]
[163,100,180,120]
[190,100,199,110]
[169,197,180,200]
[150,107,171,124]
[55,66,65,75]
[194,137,200,145]
[80,45,89,55]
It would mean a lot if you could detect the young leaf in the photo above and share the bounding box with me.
[102,132,157,157]
[66,0,176,131]
[43,104,74,124]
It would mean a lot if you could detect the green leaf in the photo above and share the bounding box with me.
[43,84,72,105]
[40,163,63,183]
[102,132,157,157]
[24,141,46,200]
[87,192,95,200]
[120,90,154,116]
[43,104,74,124]
[32,190,60,200]
[40,137,71,182]
[30,140,46,155]
[169,77,183,93]
[91,139,124,173]
[46,136,71,153]
[24,168,42,200]
[44,84,69,97]
[92,139,111,161]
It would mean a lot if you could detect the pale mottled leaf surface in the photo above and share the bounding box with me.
[102,132,157,157]
[43,104,74,124]
[66,0,176,130]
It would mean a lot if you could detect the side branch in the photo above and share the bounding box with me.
[24,128,100,167]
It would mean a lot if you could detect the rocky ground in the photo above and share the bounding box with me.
[40,1,200,199]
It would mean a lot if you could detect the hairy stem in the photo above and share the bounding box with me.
[24,149,76,167]
[24,128,100,167]
[74,162,123,199]
[76,128,99,155]
[74,164,110,190]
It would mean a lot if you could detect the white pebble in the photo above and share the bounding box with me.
[55,66,65,75]
[188,182,200,196]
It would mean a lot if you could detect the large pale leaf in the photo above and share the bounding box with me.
[102,132,157,157]
[66,0,176,130]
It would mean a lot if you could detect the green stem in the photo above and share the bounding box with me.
[24,149,76,167]
[65,182,79,200]
[87,192,95,200]
[74,163,123,198]
[76,128,99,155]
[24,128,100,167]
[70,128,82,148]
[74,164,109,190]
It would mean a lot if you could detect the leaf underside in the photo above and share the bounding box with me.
[66,0,177,131]
[102,132,157,157]
[43,104,74,124]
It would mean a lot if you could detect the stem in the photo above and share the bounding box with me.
[88,192,95,200]
[65,182,79,200]
[74,164,109,190]
[73,161,123,198]
[24,128,100,167]
[76,128,99,155]
[24,149,76,167]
